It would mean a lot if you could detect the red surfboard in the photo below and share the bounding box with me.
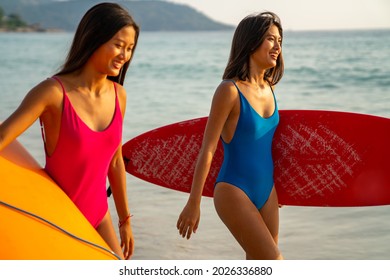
[122,110,390,207]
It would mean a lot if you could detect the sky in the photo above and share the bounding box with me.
[168,0,390,31]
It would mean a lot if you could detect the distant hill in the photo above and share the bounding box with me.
[0,0,233,31]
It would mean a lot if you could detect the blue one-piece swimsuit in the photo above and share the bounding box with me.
[215,80,279,209]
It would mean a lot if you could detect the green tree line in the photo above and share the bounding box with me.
[0,6,28,30]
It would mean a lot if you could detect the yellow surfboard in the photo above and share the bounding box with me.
[0,140,119,260]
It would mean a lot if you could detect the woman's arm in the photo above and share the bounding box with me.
[176,81,239,239]
[107,82,133,259]
[0,79,61,152]
[107,143,133,259]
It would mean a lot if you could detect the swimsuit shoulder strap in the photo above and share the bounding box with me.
[51,76,66,95]
[267,81,278,110]
[223,79,244,100]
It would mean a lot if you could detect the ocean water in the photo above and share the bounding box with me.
[0,29,389,260]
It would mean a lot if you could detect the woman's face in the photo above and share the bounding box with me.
[251,24,282,70]
[89,25,136,77]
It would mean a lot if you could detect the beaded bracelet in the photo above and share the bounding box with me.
[118,214,133,228]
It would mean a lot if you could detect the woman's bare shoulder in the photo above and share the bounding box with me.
[216,79,238,92]
[28,77,64,102]
[213,80,239,102]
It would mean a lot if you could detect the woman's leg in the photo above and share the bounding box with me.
[249,187,282,259]
[96,211,124,259]
[259,187,281,245]
[214,183,282,260]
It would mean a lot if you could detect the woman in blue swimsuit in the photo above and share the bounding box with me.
[177,12,284,259]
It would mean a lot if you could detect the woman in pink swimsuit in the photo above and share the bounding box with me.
[0,3,139,260]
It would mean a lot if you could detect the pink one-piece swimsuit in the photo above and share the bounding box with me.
[43,76,122,228]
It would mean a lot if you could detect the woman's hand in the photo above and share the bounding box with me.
[119,220,134,259]
[176,200,200,240]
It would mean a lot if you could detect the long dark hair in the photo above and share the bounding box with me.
[56,2,140,85]
[223,12,284,85]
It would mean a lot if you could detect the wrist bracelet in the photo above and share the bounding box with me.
[118,214,132,228]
